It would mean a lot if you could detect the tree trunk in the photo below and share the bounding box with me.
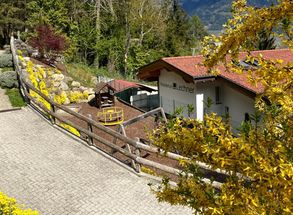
[107,51,116,73]
[93,0,101,68]
[124,16,131,75]
[108,0,115,18]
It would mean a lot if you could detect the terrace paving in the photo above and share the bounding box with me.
[0,88,12,110]
[0,107,191,215]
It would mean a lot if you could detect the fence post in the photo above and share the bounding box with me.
[51,104,56,124]
[134,137,141,173]
[119,126,137,170]
[20,84,30,105]
[87,114,94,146]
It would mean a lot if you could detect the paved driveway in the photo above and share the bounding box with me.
[0,88,12,110]
[0,107,191,215]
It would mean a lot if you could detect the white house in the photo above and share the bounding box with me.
[138,49,292,132]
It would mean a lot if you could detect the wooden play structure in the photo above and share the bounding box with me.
[95,82,116,108]
[97,107,124,126]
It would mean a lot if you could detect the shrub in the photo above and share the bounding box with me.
[29,25,68,64]
[0,71,18,88]
[0,54,13,68]
[0,191,38,215]
[60,123,80,137]
[68,91,84,103]
[54,91,67,105]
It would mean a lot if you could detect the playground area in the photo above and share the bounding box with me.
[75,98,156,139]
[60,98,182,179]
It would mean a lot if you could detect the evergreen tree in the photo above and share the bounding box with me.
[164,0,192,56]
[0,0,28,46]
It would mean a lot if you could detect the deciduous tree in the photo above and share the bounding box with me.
[150,0,293,214]
[0,0,29,46]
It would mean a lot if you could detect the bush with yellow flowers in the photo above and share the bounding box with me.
[68,91,84,103]
[25,60,52,110]
[54,91,67,105]
[0,191,38,215]
[60,123,80,137]
[17,50,90,106]
[150,1,293,214]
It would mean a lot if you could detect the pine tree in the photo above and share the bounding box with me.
[0,0,28,46]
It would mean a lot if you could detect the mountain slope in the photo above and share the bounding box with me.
[182,0,275,31]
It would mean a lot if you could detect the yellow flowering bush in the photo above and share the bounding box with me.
[46,68,53,77]
[22,57,85,106]
[30,90,51,110]
[25,61,51,111]
[141,166,157,176]
[37,67,46,80]
[60,123,81,137]
[54,91,67,105]
[68,91,83,103]
[83,91,89,100]
[0,191,38,215]
[150,1,293,214]
[18,55,24,62]
[17,50,23,55]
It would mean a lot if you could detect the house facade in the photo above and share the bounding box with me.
[138,49,292,132]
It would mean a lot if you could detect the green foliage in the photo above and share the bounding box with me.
[0,54,13,68]
[2,0,208,78]
[256,29,276,50]
[5,88,26,107]
[0,71,18,88]
[0,0,28,46]
[26,0,74,33]
[66,63,123,88]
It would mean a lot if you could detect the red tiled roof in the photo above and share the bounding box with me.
[108,79,139,92]
[138,49,293,94]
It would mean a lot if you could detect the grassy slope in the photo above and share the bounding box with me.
[66,63,125,87]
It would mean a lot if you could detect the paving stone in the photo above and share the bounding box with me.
[0,88,12,110]
[0,107,191,215]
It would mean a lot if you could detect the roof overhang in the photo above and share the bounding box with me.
[137,58,261,97]
[137,59,194,83]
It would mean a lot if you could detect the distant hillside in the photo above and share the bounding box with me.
[182,0,276,31]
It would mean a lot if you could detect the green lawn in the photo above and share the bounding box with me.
[5,88,26,107]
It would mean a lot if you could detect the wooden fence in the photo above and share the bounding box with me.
[11,36,225,189]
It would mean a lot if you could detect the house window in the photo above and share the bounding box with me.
[215,86,221,104]
[173,83,177,88]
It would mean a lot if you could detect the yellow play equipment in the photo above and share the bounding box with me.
[97,107,124,126]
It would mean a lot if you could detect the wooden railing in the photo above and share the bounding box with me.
[11,36,225,189]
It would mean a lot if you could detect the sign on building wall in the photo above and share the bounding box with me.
[160,82,194,93]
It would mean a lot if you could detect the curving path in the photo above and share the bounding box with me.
[0,107,191,215]
[0,88,12,110]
